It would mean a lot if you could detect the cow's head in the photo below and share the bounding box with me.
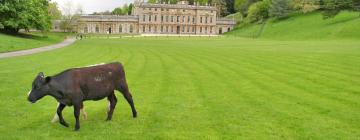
[27,72,51,103]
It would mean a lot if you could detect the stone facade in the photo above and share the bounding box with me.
[76,1,235,35]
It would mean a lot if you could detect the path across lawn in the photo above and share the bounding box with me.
[0,37,76,59]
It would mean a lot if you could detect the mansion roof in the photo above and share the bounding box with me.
[79,15,139,22]
[137,3,217,11]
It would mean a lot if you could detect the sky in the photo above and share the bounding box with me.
[52,0,134,14]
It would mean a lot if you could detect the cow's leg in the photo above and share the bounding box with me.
[73,103,81,131]
[57,103,69,127]
[106,92,117,121]
[80,103,87,120]
[117,82,137,118]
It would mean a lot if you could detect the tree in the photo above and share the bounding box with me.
[60,1,83,32]
[48,2,62,20]
[320,0,358,19]
[128,3,134,15]
[292,0,320,13]
[234,0,261,17]
[0,0,51,33]
[212,0,229,16]
[269,0,292,19]
[112,4,133,15]
[246,0,271,23]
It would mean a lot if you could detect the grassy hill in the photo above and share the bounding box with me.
[226,11,360,40]
[0,32,69,53]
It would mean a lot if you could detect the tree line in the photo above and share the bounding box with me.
[147,0,359,23]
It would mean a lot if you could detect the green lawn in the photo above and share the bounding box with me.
[0,37,359,139]
[0,32,69,53]
[226,11,360,40]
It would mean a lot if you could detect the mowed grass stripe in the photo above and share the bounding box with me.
[179,46,302,138]
[160,48,223,139]
[232,52,360,103]
[178,44,360,138]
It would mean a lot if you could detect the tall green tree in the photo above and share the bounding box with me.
[0,0,51,33]
[128,3,134,15]
[246,0,270,23]
[234,0,261,17]
[48,2,62,20]
[269,0,292,19]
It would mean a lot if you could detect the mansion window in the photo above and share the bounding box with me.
[166,26,169,32]
[210,27,212,33]
[205,17,208,23]
[205,27,208,33]
[187,26,190,32]
[177,16,180,22]
[166,16,169,22]
[188,16,190,23]
[182,16,185,23]
[161,15,164,22]
[155,8,157,11]
[182,26,185,32]
[155,26,157,33]
[192,26,195,32]
[130,25,133,33]
[200,27,202,33]
[161,26,163,32]
[171,26,173,32]
[95,26,99,33]
[143,15,146,22]
[200,17,203,23]
[210,17,213,23]
[171,16,174,22]
[84,27,88,33]
[193,17,195,23]
[143,26,145,32]
[119,25,122,33]
[149,15,151,22]
[149,26,151,32]
[155,15,157,21]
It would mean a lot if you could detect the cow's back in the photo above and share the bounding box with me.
[71,62,124,100]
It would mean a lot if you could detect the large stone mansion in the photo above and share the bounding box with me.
[54,1,236,35]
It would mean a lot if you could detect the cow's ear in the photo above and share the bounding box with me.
[45,76,51,84]
[38,72,45,78]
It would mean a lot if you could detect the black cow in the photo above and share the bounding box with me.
[27,62,137,131]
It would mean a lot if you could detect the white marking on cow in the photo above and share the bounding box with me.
[94,76,103,82]
[51,103,60,123]
[107,101,111,112]
[108,72,112,76]
[27,90,32,97]
[85,63,105,67]
[74,63,106,69]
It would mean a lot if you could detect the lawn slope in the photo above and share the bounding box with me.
[0,32,68,53]
[226,11,360,40]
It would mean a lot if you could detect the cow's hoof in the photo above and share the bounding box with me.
[106,118,112,121]
[60,122,69,127]
[74,128,80,131]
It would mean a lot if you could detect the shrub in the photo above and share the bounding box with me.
[246,0,271,23]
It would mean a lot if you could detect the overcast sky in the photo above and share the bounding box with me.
[52,0,134,14]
